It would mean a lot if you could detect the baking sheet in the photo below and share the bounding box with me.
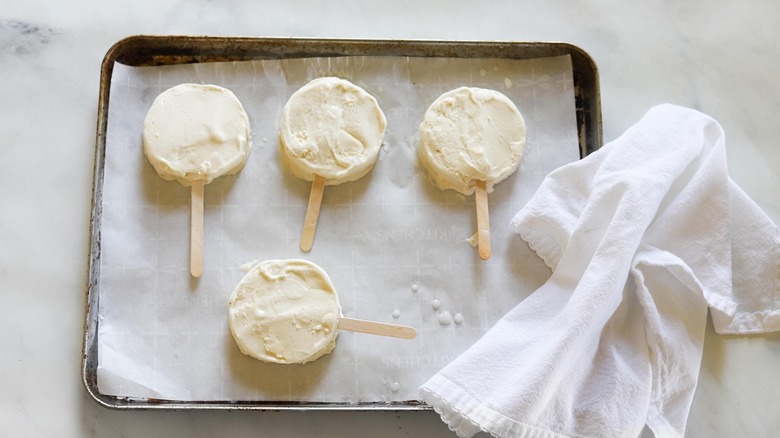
[96,53,580,403]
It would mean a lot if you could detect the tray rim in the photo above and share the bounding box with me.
[82,35,603,411]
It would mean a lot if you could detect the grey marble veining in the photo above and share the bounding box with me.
[0,19,58,60]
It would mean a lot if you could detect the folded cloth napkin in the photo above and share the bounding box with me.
[419,104,780,438]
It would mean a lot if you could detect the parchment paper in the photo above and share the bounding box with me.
[97,54,580,402]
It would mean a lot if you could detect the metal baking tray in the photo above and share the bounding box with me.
[82,35,602,411]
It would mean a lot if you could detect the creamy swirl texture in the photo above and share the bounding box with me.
[279,77,386,185]
[418,87,526,195]
[227,259,342,364]
[143,83,251,186]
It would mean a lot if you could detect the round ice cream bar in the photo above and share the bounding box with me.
[418,86,526,195]
[228,259,342,364]
[143,83,251,186]
[279,77,387,185]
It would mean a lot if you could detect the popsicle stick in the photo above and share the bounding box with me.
[190,179,204,277]
[338,317,417,339]
[474,180,491,260]
[300,175,325,252]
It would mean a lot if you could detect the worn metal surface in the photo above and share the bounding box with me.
[83,36,602,411]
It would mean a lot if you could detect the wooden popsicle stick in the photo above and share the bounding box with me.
[338,317,417,339]
[300,175,325,252]
[474,180,491,260]
[190,179,204,277]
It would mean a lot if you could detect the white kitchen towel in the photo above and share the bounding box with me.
[419,104,780,438]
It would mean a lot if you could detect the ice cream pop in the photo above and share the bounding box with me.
[143,83,251,277]
[279,77,387,251]
[418,86,526,260]
[228,259,416,365]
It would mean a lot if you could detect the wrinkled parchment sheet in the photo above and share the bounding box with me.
[97,54,580,402]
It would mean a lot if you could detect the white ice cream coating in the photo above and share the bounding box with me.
[419,87,526,195]
[143,83,251,186]
[227,259,342,364]
[280,77,387,185]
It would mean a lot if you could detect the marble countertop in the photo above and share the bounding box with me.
[1,1,778,437]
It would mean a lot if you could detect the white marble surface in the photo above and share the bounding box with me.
[1,1,778,436]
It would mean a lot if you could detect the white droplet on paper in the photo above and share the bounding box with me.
[465,232,478,247]
[411,284,419,293]
[431,298,441,310]
[438,311,452,326]
[453,313,463,324]
[392,309,401,319]
[390,381,401,392]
